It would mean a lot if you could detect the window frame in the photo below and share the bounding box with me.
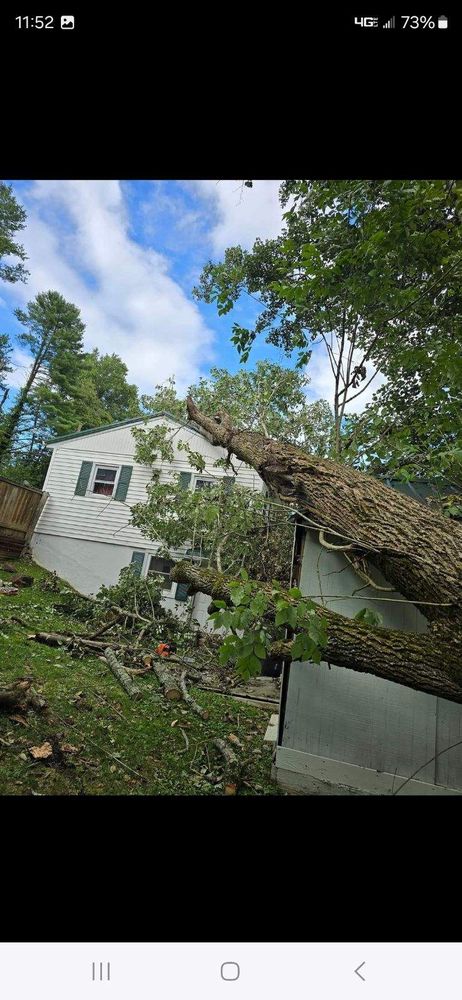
[87,462,121,499]
[193,474,216,492]
[146,554,176,594]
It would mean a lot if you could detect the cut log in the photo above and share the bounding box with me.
[104,647,142,700]
[179,671,210,720]
[152,660,182,700]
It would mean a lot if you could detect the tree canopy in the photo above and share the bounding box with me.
[194,180,462,475]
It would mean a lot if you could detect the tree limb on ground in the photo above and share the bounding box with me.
[104,647,142,700]
[179,671,209,720]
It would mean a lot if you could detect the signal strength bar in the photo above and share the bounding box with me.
[383,16,395,28]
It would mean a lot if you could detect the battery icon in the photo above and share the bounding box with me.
[438,14,448,28]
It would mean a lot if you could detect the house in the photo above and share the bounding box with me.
[273,481,462,796]
[31,412,265,627]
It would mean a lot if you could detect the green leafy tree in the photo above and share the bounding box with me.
[75,349,141,429]
[194,180,462,461]
[190,362,333,454]
[130,362,333,586]
[0,181,28,284]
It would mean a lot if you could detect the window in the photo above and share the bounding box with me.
[90,466,119,497]
[148,555,174,591]
[194,477,215,491]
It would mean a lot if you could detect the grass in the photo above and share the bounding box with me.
[0,559,279,796]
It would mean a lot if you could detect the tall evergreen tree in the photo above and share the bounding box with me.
[0,291,85,462]
[0,181,28,284]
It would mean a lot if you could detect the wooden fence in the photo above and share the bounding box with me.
[0,476,48,557]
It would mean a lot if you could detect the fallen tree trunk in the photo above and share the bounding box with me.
[152,659,182,700]
[185,397,462,627]
[28,631,128,653]
[171,560,462,706]
[104,647,142,700]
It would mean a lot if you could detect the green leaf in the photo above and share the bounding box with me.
[354,607,383,627]
[230,587,245,606]
[253,642,267,659]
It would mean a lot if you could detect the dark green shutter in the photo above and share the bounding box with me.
[130,551,145,576]
[74,461,93,496]
[114,465,133,502]
[223,476,235,492]
[175,582,190,602]
[179,472,192,490]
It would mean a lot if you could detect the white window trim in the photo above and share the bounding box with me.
[86,462,121,499]
[144,552,177,597]
[193,474,216,491]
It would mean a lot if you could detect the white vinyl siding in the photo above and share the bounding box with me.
[33,416,264,554]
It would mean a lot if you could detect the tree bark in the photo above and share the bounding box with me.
[186,397,462,628]
[104,647,142,700]
[152,660,182,700]
[179,671,210,720]
[171,560,462,706]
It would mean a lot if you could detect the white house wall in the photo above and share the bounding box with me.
[277,531,462,793]
[32,532,212,628]
[32,534,136,596]
[30,416,264,626]
[33,417,263,550]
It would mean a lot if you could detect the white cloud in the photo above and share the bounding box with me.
[3,181,216,394]
[190,180,283,253]
[5,349,33,389]
[306,342,387,414]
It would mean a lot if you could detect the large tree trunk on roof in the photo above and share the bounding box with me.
[181,398,462,707]
[171,561,462,705]
[186,397,462,627]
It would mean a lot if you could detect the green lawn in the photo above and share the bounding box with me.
[0,559,278,795]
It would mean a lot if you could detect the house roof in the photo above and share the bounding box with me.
[46,412,206,446]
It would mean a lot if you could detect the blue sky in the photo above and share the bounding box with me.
[1,179,294,397]
[1,180,382,411]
